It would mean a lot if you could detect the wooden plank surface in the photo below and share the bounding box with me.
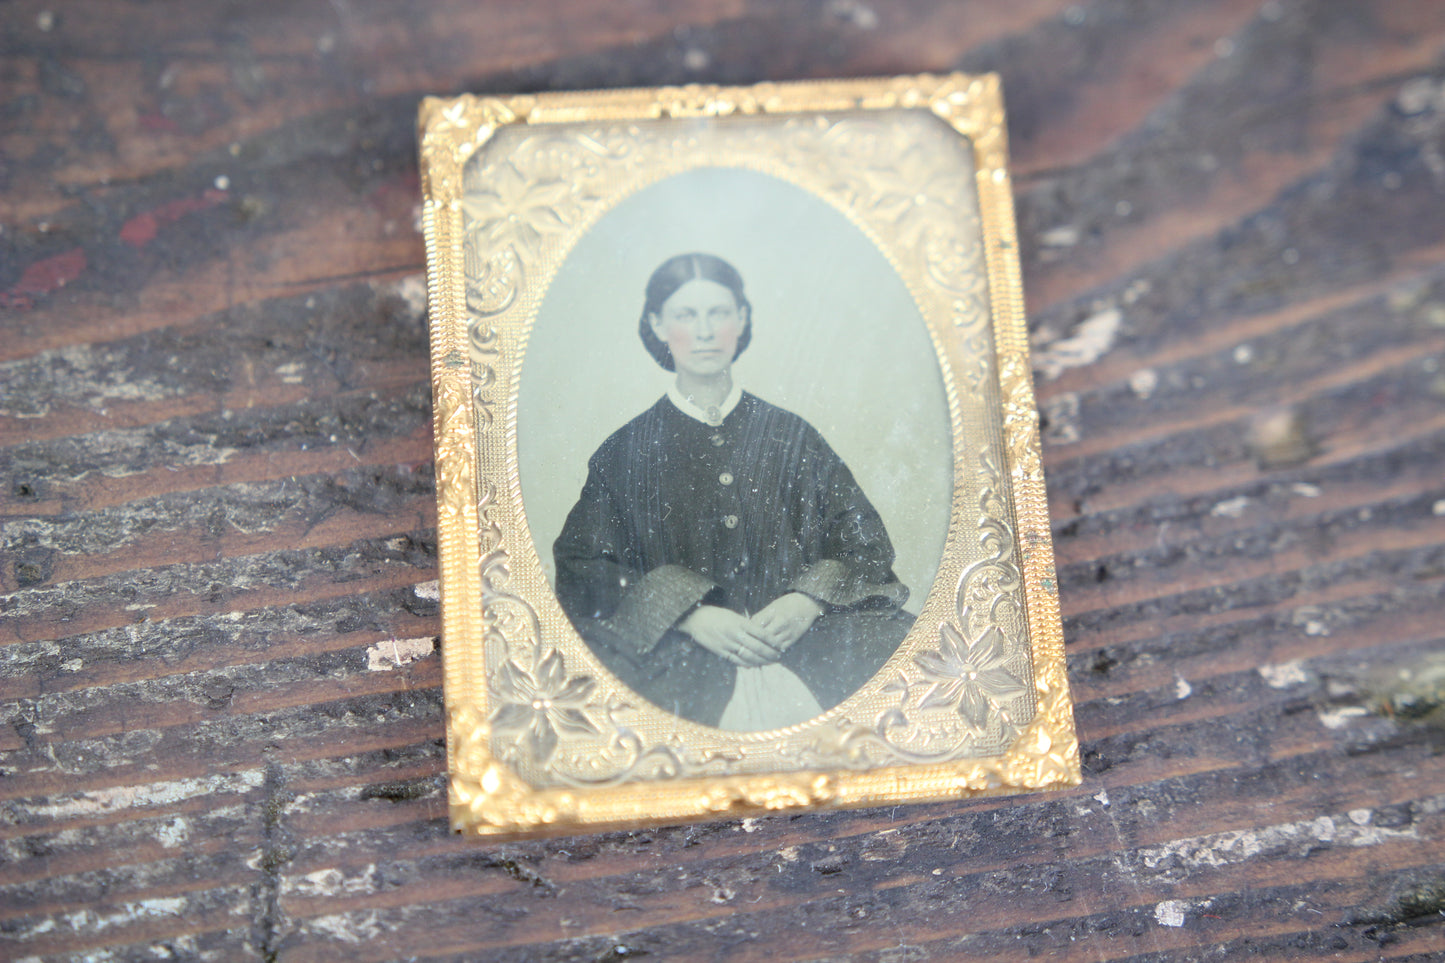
[3,1,1444,960]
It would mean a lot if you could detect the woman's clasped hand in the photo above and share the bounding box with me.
[679,593,823,666]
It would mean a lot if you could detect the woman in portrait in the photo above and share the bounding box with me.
[553,253,914,730]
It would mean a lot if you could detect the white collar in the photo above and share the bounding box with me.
[667,382,742,427]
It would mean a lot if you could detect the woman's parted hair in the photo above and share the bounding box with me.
[637,253,753,371]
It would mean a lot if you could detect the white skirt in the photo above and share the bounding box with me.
[717,663,823,731]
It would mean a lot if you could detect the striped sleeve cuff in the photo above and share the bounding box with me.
[789,559,909,610]
[602,564,717,654]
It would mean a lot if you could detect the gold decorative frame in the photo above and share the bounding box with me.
[418,74,1078,837]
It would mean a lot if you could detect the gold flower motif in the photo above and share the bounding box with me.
[462,160,573,253]
[914,624,1027,735]
[490,648,598,764]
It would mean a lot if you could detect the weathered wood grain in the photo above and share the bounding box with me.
[3,0,1445,960]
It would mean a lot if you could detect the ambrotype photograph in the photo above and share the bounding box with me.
[419,75,1078,836]
[524,170,951,732]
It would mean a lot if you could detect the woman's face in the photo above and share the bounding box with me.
[649,279,747,379]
